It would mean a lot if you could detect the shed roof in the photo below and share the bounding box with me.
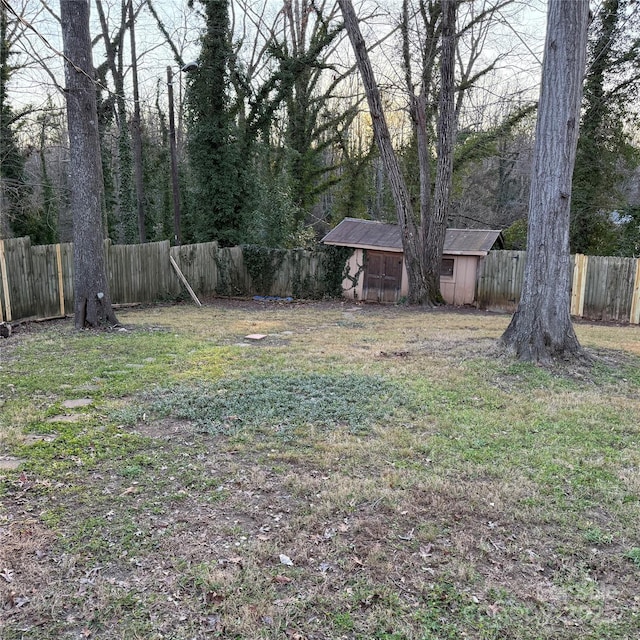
[322,218,503,255]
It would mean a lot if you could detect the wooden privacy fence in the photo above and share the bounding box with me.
[0,237,337,323]
[477,250,640,324]
[3,238,639,325]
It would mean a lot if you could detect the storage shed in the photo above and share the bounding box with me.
[322,218,503,305]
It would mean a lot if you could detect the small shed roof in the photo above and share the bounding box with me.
[322,218,503,256]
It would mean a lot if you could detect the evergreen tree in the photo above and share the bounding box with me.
[614,207,640,257]
[144,97,173,241]
[0,6,25,237]
[185,0,246,246]
[571,0,640,255]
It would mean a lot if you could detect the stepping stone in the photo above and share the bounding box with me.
[0,457,24,471]
[245,334,267,340]
[61,398,93,409]
[47,415,83,423]
[23,434,57,444]
[74,384,101,392]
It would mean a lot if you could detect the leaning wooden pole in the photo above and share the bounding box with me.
[170,255,202,307]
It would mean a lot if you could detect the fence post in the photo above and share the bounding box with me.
[55,243,65,317]
[0,239,11,322]
[571,253,588,318]
[631,258,640,325]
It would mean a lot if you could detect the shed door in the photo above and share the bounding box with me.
[365,251,403,302]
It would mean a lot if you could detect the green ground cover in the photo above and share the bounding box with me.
[1,300,639,639]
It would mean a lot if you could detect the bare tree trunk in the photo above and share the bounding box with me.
[95,0,135,243]
[338,0,430,304]
[500,0,589,362]
[129,0,146,243]
[167,66,182,245]
[426,0,456,303]
[61,0,118,329]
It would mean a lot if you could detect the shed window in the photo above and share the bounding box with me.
[440,258,455,277]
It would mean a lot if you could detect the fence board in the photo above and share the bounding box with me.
[171,242,218,296]
[476,250,525,313]
[570,254,588,317]
[30,244,64,319]
[583,256,636,322]
[3,240,638,325]
[61,243,74,314]
[2,237,34,321]
[216,246,250,296]
[107,240,173,304]
[477,250,639,323]
[631,260,640,325]
[56,244,65,317]
[0,239,10,321]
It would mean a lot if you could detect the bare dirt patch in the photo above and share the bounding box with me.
[132,417,198,441]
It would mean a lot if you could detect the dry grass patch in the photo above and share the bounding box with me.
[1,300,639,639]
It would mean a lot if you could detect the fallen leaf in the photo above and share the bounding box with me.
[279,554,293,566]
[219,556,243,569]
[18,471,31,489]
[1,568,14,583]
[206,591,225,605]
[119,486,136,497]
[206,614,223,630]
[274,574,293,584]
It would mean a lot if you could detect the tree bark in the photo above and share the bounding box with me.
[426,0,456,303]
[129,0,146,243]
[95,0,135,243]
[61,0,118,329]
[338,0,431,304]
[501,0,589,362]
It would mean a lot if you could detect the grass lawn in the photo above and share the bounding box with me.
[1,299,639,639]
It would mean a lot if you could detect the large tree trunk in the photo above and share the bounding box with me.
[425,0,456,303]
[501,0,589,362]
[61,0,118,329]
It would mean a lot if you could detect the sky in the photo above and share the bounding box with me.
[5,0,552,140]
